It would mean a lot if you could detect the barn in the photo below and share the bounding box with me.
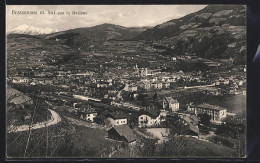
[107,124,136,143]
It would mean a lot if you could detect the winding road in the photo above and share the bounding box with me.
[8,109,61,133]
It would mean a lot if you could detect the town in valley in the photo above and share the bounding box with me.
[6,5,246,158]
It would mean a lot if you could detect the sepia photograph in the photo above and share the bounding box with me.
[6,4,246,158]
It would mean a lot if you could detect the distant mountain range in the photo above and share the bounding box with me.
[7,5,246,64]
[42,23,151,50]
[8,24,59,35]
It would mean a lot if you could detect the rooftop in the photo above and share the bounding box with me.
[164,97,179,104]
[196,103,227,111]
[141,107,160,119]
[108,111,129,119]
[109,124,136,143]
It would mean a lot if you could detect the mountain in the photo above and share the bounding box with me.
[8,24,59,35]
[134,5,246,63]
[43,23,151,50]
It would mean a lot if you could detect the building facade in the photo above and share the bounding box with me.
[163,97,179,112]
[107,111,128,127]
[187,103,227,122]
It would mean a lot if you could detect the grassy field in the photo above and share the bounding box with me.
[6,115,121,158]
[182,137,237,158]
[67,125,121,158]
[111,136,237,158]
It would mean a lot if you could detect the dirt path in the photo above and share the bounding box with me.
[8,109,61,133]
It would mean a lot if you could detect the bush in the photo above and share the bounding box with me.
[209,136,235,148]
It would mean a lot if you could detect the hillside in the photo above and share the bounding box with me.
[134,5,246,64]
[43,24,150,50]
[7,34,77,73]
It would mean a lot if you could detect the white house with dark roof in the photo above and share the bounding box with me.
[77,104,97,122]
[106,111,128,127]
[138,107,161,127]
[163,97,179,112]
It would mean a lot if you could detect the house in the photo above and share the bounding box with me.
[223,115,246,131]
[157,82,163,89]
[159,109,170,122]
[55,71,68,77]
[163,97,179,112]
[171,57,177,61]
[162,82,170,89]
[179,114,199,126]
[76,104,97,122]
[174,113,200,136]
[138,107,161,127]
[17,68,34,77]
[37,78,53,85]
[138,82,151,90]
[187,103,227,122]
[106,111,129,127]
[151,82,162,89]
[35,71,52,77]
[107,124,137,143]
[215,80,221,86]
[96,82,109,88]
[11,77,30,84]
[128,84,138,92]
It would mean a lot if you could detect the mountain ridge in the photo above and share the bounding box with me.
[8,24,59,35]
[132,4,246,63]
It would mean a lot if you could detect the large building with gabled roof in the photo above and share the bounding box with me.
[187,103,227,122]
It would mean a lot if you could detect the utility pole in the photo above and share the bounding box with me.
[236,124,241,157]
[24,91,39,157]
[46,109,49,158]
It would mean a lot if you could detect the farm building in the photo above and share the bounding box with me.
[107,124,136,143]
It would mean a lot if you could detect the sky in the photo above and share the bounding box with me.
[6,5,207,32]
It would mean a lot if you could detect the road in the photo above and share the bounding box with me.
[8,109,61,133]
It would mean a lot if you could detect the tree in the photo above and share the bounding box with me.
[94,110,109,125]
[158,115,194,158]
[152,93,158,101]
[199,113,211,126]
[198,113,211,134]
[165,115,190,136]
[139,138,158,158]
[159,134,193,158]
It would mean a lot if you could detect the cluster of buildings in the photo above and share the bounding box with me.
[70,90,231,144]
[7,52,245,145]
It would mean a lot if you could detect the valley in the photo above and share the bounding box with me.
[6,4,246,158]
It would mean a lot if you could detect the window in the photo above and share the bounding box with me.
[117,121,119,124]
[140,117,143,119]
